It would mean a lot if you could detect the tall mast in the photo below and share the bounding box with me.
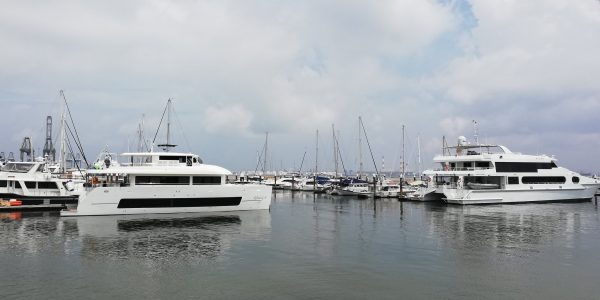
[332,124,338,177]
[417,134,422,176]
[263,132,268,174]
[358,116,363,178]
[59,90,67,172]
[315,129,319,174]
[401,125,405,180]
[166,99,171,152]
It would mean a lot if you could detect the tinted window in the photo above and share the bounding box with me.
[193,176,222,185]
[463,162,472,168]
[0,180,6,188]
[118,197,241,208]
[496,162,556,173]
[15,181,21,189]
[25,181,36,189]
[159,156,185,161]
[38,182,58,189]
[476,162,490,168]
[135,176,190,185]
[572,176,580,183]
[508,177,519,184]
[522,176,566,184]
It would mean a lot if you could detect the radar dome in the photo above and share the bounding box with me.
[457,136,468,146]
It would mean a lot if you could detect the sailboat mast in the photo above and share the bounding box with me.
[315,129,319,174]
[59,90,67,173]
[263,132,268,174]
[166,99,172,152]
[332,124,338,178]
[402,125,405,179]
[358,116,363,178]
[417,134,422,176]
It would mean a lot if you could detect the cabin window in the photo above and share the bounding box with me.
[521,176,566,184]
[25,182,36,189]
[463,162,473,169]
[507,177,519,184]
[135,176,190,185]
[159,156,188,163]
[193,157,198,163]
[0,180,6,187]
[476,162,490,168]
[192,176,221,185]
[496,162,556,173]
[572,176,580,184]
[38,182,59,189]
[117,197,241,208]
[450,163,456,169]
[14,181,22,189]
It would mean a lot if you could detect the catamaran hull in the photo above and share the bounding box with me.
[442,185,599,205]
[61,184,272,216]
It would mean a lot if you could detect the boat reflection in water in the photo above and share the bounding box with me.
[66,211,271,262]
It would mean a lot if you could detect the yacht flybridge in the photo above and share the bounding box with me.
[421,136,600,204]
[61,151,271,216]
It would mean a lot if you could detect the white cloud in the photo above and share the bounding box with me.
[202,104,253,136]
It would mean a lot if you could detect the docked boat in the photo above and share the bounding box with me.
[420,136,600,204]
[61,152,272,216]
[0,159,84,205]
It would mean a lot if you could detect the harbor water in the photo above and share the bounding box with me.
[1,191,600,299]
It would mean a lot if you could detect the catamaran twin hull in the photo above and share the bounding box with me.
[440,185,598,205]
[61,184,272,216]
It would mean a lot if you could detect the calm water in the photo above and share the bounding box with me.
[1,191,600,299]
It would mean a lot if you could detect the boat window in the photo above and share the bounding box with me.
[25,182,36,189]
[496,162,556,173]
[38,182,59,189]
[159,156,188,162]
[476,162,490,168]
[186,156,192,166]
[463,162,473,168]
[15,181,22,189]
[507,177,519,184]
[135,176,191,185]
[572,176,580,184]
[2,162,35,172]
[193,176,221,185]
[521,176,566,184]
[193,157,198,163]
[117,197,242,208]
[0,180,6,187]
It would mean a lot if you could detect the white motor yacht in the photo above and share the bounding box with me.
[61,152,271,216]
[421,136,600,204]
[0,159,84,205]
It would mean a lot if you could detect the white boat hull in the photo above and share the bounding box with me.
[62,184,271,216]
[441,184,599,205]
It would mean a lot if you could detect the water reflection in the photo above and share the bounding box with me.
[1,211,271,263]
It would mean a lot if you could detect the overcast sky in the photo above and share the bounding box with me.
[1,0,600,173]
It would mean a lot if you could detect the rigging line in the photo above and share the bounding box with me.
[65,123,89,168]
[61,92,89,166]
[335,134,348,177]
[359,118,379,176]
[152,100,169,145]
[172,105,192,151]
[64,130,84,177]
[253,142,266,174]
[298,150,306,173]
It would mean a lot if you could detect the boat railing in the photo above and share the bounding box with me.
[434,167,493,172]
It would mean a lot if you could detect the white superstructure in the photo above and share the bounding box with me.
[421,136,600,204]
[61,152,271,216]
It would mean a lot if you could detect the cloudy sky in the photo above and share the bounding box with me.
[1,0,600,173]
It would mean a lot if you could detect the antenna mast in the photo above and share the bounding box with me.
[473,120,479,145]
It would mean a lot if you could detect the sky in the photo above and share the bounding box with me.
[1,0,600,174]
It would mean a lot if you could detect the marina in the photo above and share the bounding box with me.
[2,1,600,298]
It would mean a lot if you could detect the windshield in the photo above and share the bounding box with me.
[2,162,36,173]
